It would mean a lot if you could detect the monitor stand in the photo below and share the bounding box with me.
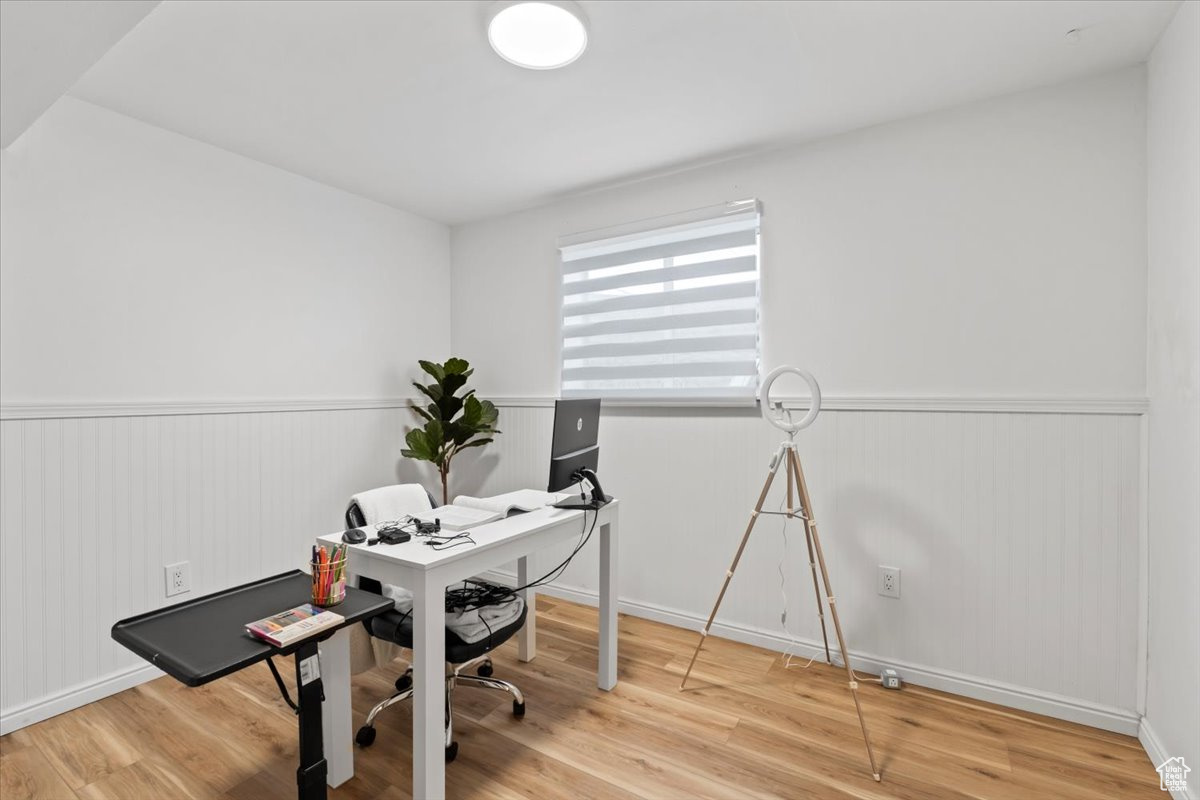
[552,494,612,511]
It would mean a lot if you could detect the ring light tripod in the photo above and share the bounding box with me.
[679,366,881,782]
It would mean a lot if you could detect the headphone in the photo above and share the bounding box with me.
[413,519,441,535]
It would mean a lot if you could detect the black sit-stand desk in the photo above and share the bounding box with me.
[112,570,392,800]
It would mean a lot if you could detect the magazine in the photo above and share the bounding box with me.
[245,603,343,647]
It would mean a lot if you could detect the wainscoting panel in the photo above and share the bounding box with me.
[0,407,416,731]
[456,403,1143,726]
[0,401,1143,735]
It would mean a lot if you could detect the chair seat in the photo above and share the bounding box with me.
[369,599,528,664]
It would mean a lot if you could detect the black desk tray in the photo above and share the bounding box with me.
[112,569,391,687]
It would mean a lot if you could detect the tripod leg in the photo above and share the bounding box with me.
[792,451,881,782]
[680,446,784,690]
[790,449,831,663]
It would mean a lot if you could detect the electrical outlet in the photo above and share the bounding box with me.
[165,561,190,597]
[877,565,900,598]
[881,668,903,690]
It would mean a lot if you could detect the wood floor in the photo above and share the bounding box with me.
[1,596,1162,799]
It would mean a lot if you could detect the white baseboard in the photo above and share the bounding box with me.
[0,663,163,735]
[1140,718,1196,800]
[482,569,1142,737]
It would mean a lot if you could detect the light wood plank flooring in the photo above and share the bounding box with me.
[1,596,1162,799]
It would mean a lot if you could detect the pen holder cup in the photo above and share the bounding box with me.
[311,557,347,607]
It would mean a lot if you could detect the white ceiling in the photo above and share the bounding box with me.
[0,0,159,147]
[55,0,1181,224]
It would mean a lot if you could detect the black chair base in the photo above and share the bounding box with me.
[355,655,526,759]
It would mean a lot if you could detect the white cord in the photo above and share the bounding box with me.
[852,669,884,684]
[771,405,879,683]
[777,494,817,672]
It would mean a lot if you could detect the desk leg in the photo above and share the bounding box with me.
[413,572,447,800]
[319,627,353,787]
[599,516,618,691]
[295,642,328,800]
[517,555,536,662]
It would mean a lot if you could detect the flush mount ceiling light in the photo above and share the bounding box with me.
[487,1,588,70]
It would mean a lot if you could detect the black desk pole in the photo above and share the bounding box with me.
[112,571,393,800]
[294,641,328,800]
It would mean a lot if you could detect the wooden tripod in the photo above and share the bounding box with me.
[679,438,881,782]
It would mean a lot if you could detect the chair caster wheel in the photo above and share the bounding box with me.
[395,674,412,692]
[445,741,459,762]
[513,701,526,717]
[355,726,376,747]
[477,662,494,678]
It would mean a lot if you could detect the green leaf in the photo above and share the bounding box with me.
[478,399,499,426]
[444,420,470,447]
[461,395,482,427]
[418,360,445,381]
[442,373,468,397]
[413,381,442,404]
[424,418,444,446]
[459,438,493,450]
[404,429,435,462]
[409,402,433,423]
[436,394,463,422]
[444,357,470,375]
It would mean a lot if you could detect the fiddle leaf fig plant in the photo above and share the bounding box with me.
[401,357,500,504]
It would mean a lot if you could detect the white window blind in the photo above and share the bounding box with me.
[559,200,761,401]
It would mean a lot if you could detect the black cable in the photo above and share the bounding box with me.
[522,508,598,591]
[438,507,599,614]
[391,609,412,640]
[373,509,598,616]
[266,657,298,714]
[426,531,476,550]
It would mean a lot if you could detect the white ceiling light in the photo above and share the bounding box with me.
[487,1,588,70]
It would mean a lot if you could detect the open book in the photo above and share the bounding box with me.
[413,489,565,531]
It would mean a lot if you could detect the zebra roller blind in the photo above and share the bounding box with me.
[559,200,761,401]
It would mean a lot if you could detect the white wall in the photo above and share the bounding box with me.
[0,97,451,730]
[1,96,451,404]
[1144,2,1200,796]
[453,68,1148,400]
[450,69,1150,732]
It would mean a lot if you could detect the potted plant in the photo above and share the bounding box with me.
[401,358,500,505]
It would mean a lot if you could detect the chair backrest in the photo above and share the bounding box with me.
[346,484,436,527]
[345,484,437,595]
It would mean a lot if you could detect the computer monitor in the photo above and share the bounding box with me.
[547,398,611,509]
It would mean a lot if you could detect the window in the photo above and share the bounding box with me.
[559,200,761,402]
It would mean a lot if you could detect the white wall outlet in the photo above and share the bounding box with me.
[165,561,190,597]
[881,668,903,690]
[877,565,901,598]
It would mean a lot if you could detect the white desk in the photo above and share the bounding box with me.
[315,501,619,800]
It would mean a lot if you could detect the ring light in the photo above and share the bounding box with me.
[760,366,821,432]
